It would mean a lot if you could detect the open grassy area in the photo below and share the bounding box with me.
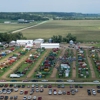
[0,21,41,33]
[22,20,100,42]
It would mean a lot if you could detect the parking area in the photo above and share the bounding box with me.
[0,84,100,100]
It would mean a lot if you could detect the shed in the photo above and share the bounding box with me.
[41,43,59,49]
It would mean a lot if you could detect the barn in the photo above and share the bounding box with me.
[41,43,60,49]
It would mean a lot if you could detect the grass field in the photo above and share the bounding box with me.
[21,20,100,42]
[0,21,40,33]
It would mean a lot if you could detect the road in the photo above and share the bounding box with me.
[0,82,100,85]
[12,21,48,33]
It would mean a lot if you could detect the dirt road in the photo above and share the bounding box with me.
[85,49,96,78]
[72,49,76,78]
[27,49,50,78]
[12,21,49,33]
[50,48,66,78]
[1,49,35,80]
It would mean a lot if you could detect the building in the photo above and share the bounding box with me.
[4,21,11,24]
[41,43,59,49]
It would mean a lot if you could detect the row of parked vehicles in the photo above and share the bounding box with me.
[48,88,78,95]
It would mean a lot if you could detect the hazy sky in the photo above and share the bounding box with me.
[0,0,100,13]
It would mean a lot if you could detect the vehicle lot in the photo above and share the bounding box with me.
[0,85,100,100]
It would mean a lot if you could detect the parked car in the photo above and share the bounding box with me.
[92,89,96,95]
[43,84,47,88]
[31,80,38,82]
[35,84,39,88]
[14,96,18,100]
[97,85,100,89]
[38,97,42,100]
[36,88,39,92]
[57,85,61,88]
[24,91,28,95]
[17,85,21,88]
[22,85,25,88]
[48,89,52,95]
[20,90,24,95]
[32,84,35,88]
[40,88,44,92]
[93,80,99,83]
[97,89,100,93]
[75,85,78,88]
[0,90,2,94]
[23,96,27,100]
[28,96,32,100]
[53,89,57,95]
[27,85,30,88]
[14,88,18,92]
[41,79,48,82]
[58,90,62,95]
[62,90,66,95]
[67,91,70,95]
[0,96,4,99]
[5,96,8,99]
[7,90,11,94]
[40,85,43,88]
[30,91,33,95]
[33,96,37,100]
[10,96,13,99]
[48,85,52,88]
[9,84,13,87]
[61,84,65,88]
[87,89,91,95]
[56,80,63,82]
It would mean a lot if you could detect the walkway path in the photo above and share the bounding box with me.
[50,48,66,78]
[72,49,76,78]
[27,49,50,78]
[85,49,96,78]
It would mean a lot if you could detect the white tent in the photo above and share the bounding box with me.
[16,40,33,46]
[41,43,59,49]
[33,38,44,43]
[10,74,20,78]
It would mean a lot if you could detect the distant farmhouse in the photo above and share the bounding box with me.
[18,19,29,23]
[4,21,11,24]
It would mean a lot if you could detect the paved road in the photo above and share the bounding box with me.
[12,21,48,33]
[0,82,100,85]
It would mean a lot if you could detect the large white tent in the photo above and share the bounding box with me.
[41,43,59,49]
[16,40,33,46]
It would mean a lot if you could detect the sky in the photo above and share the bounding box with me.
[0,0,100,13]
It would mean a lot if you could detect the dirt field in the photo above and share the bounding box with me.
[85,49,96,78]
[27,49,50,78]
[1,49,35,80]
[0,85,100,100]
[50,47,66,78]
[72,49,76,78]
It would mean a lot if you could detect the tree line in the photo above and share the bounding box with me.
[0,32,26,43]
[0,13,49,21]
[51,33,76,43]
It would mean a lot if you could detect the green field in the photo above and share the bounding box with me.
[21,20,100,42]
[0,21,40,33]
